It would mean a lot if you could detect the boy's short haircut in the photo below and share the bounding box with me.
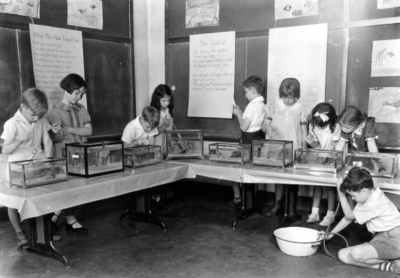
[60,73,87,94]
[142,106,160,128]
[279,77,300,99]
[340,167,374,193]
[21,88,48,118]
[243,76,263,95]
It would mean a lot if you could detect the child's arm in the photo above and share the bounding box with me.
[337,182,355,220]
[233,106,251,131]
[261,118,275,138]
[42,128,53,157]
[300,124,308,148]
[321,216,353,240]
[367,139,378,153]
[66,123,92,136]
[2,131,31,154]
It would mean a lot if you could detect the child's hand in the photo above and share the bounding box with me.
[15,131,32,142]
[138,137,149,145]
[305,131,319,147]
[51,124,62,134]
[317,231,333,240]
[164,114,172,125]
[265,126,276,139]
[232,105,242,116]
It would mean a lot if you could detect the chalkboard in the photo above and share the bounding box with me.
[0,0,133,138]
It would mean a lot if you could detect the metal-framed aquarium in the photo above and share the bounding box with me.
[124,145,162,168]
[65,141,124,178]
[346,152,399,178]
[294,148,343,173]
[9,157,68,189]
[252,139,293,168]
[209,143,251,164]
[165,130,203,160]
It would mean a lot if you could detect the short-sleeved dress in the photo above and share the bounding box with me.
[340,117,378,153]
[263,99,310,193]
[264,99,310,151]
[46,102,91,158]
[1,110,50,181]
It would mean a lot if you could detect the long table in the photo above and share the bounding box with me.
[0,163,196,267]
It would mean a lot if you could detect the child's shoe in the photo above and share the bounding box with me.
[380,260,400,274]
[16,231,31,252]
[319,215,335,226]
[228,197,242,208]
[306,213,320,223]
[265,204,282,217]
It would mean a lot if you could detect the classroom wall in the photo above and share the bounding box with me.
[133,0,166,116]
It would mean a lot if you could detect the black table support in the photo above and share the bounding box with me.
[279,184,302,227]
[22,214,70,267]
[232,183,263,229]
[119,189,166,231]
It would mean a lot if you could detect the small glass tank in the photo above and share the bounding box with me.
[294,148,343,173]
[165,130,203,160]
[65,141,124,178]
[124,145,162,168]
[252,139,293,168]
[9,157,68,189]
[346,152,399,178]
[209,143,251,164]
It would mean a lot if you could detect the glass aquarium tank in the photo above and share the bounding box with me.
[9,157,68,189]
[124,145,162,168]
[209,143,251,164]
[294,148,343,173]
[65,141,124,178]
[165,130,203,160]
[346,152,399,178]
[252,140,293,168]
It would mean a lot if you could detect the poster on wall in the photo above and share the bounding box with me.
[377,0,400,9]
[275,0,319,20]
[67,0,103,30]
[29,24,87,112]
[371,39,400,77]
[188,31,235,118]
[368,87,400,123]
[267,24,327,110]
[0,0,40,18]
[186,0,219,28]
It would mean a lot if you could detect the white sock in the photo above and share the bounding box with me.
[326,210,335,217]
[66,215,82,228]
[311,207,319,215]
[52,210,62,223]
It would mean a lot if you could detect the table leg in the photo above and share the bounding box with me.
[119,189,166,231]
[232,183,263,229]
[23,214,70,267]
[279,185,302,227]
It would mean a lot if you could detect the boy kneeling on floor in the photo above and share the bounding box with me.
[320,167,400,274]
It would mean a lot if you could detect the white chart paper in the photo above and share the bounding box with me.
[371,39,400,77]
[368,87,400,123]
[67,0,103,30]
[188,31,235,118]
[29,24,87,111]
[267,24,327,110]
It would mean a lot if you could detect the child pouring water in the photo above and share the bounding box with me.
[261,78,310,217]
[1,88,53,250]
[305,102,341,226]
[319,167,400,275]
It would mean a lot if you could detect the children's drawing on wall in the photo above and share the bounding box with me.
[67,0,103,30]
[0,0,40,18]
[377,0,400,9]
[186,0,219,28]
[275,0,319,20]
[371,39,400,77]
[368,87,400,123]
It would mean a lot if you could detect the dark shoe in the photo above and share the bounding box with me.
[265,204,282,217]
[52,234,62,242]
[66,222,89,234]
[228,200,242,208]
[17,231,31,252]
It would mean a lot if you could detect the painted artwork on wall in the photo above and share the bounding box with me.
[67,0,103,30]
[368,87,400,124]
[186,0,219,28]
[275,0,319,20]
[371,39,400,77]
[0,0,40,18]
[377,0,400,9]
